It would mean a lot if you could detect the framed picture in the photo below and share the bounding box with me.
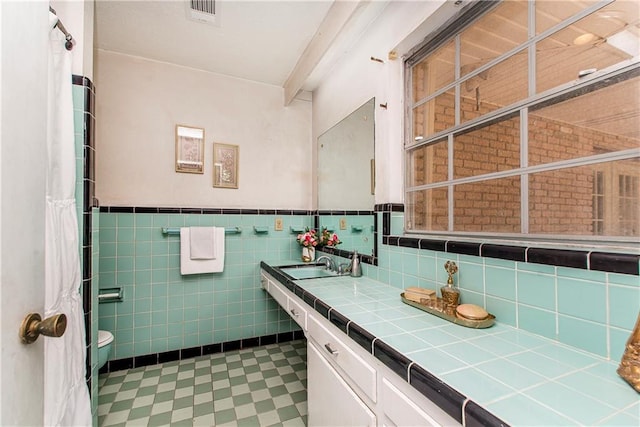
[175,125,204,174]
[213,143,239,189]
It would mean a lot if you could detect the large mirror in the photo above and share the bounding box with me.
[317,98,376,258]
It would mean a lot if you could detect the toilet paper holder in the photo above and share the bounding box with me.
[98,287,123,303]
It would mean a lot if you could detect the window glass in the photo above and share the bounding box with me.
[530,75,640,165]
[460,0,529,77]
[407,138,449,187]
[460,51,528,123]
[454,115,520,179]
[412,40,456,102]
[412,90,455,142]
[453,176,521,233]
[406,188,449,232]
[536,2,639,94]
[529,160,639,237]
[536,0,599,34]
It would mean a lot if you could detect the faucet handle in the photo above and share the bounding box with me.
[338,263,351,275]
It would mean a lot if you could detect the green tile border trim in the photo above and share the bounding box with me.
[98,205,379,266]
[376,204,639,276]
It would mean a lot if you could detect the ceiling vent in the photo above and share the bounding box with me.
[187,0,219,26]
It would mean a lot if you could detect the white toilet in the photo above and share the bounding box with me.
[97,330,114,370]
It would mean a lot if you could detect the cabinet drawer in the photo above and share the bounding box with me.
[381,377,440,426]
[288,296,308,330]
[308,315,376,402]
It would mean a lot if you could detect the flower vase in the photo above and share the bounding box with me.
[301,246,315,262]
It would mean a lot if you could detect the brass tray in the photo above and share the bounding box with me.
[401,293,495,329]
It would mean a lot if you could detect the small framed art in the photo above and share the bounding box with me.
[175,125,204,174]
[213,143,239,189]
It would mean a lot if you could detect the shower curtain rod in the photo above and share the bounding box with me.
[49,6,75,51]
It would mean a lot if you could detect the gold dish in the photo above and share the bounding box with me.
[400,293,495,329]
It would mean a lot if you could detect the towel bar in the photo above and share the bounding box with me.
[162,227,241,235]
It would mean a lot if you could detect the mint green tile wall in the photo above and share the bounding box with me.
[98,212,313,360]
[369,212,639,361]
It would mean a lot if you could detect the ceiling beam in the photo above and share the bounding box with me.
[283,0,367,105]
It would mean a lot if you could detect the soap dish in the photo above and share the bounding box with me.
[456,303,489,321]
[400,293,495,329]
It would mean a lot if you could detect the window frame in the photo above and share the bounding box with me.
[403,0,640,249]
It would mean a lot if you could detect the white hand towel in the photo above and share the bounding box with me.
[180,227,225,274]
[189,226,216,260]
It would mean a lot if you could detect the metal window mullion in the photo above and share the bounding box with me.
[521,108,529,234]
[451,33,459,233]
[528,0,536,98]
[454,34,461,127]
[534,0,614,44]
[405,64,414,148]
[405,147,640,194]
[448,183,454,232]
[448,133,454,232]
[412,83,456,110]
[525,148,640,174]
[408,62,639,152]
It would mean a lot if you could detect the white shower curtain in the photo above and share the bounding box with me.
[45,11,92,426]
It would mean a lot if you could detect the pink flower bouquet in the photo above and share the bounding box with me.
[296,228,341,247]
[320,228,341,247]
[296,228,319,247]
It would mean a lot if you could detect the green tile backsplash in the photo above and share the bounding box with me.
[374,211,639,360]
[97,207,637,365]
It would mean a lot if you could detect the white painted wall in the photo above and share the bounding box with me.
[312,0,463,206]
[95,50,313,209]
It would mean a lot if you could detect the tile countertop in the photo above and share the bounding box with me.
[261,262,640,427]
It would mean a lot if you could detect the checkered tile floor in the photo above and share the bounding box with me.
[98,340,307,426]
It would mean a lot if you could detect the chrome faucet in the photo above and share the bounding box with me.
[316,255,336,272]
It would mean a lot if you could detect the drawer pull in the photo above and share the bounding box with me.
[324,343,339,355]
[290,309,300,317]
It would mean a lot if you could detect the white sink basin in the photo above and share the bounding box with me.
[280,265,337,279]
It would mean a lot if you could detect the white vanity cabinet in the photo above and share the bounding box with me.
[380,377,441,427]
[308,342,376,426]
[261,269,458,427]
[307,315,377,403]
